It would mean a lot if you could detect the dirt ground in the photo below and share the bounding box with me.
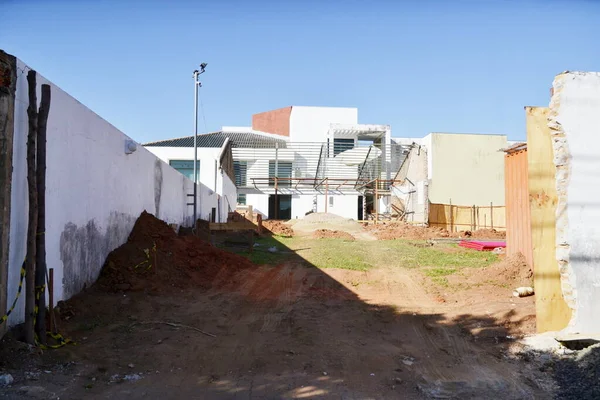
[312,229,356,241]
[365,221,506,241]
[0,213,549,399]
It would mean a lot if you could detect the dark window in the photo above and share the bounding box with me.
[234,161,248,205]
[234,161,247,187]
[333,138,355,156]
[269,161,292,187]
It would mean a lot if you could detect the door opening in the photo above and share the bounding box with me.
[268,195,292,220]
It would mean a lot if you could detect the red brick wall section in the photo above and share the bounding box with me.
[252,107,292,137]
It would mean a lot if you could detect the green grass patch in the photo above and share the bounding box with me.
[424,267,458,277]
[224,235,297,265]
[220,235,497,275]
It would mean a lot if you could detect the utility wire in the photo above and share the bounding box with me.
[199,90,208,134]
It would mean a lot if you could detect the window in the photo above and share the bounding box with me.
[329,196,334,207]
[333,138,355,156]
[169,160,200,182]
[234,161,247,187]
[234,161,248,205]
[269,161,292,187]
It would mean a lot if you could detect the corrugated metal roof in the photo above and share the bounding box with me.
[143,131,287,148]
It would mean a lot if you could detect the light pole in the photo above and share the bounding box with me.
[192,63,207,226]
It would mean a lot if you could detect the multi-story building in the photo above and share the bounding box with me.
[145,106,407,220]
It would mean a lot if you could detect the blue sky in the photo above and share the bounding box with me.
[2,0,599,142]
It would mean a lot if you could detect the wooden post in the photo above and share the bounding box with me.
[476,206,480,231]
[34,84,50,344]
[375,179,379,225]
[325,178,329,213]
[24,70,38,344]
[274,177,279,220]
[490,202,494,230]
[48,268,54,334]
[257,213,263,234]
[0,51,16,339]
[449,199,453,232]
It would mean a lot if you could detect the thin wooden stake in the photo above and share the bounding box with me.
[131,321,216,338]
[449,199,453,232]
[325,178,329,213]
[375,179,379,225]
[24,70,38,344]
[48,268,54,334]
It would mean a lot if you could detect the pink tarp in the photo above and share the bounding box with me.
[459,241,506,251]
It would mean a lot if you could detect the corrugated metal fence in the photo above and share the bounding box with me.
[504,146,533,268]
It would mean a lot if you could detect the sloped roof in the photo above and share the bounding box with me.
[144,131,287,148]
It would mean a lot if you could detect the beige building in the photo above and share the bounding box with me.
[423,133,507,206]
[395,133,508,229]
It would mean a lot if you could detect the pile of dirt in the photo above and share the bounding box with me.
[262,220,294,237]
[365,222,451,240]
[365,222,507,241]
[449,252,533,287]
[292,213,365,235]
[96,211,255,292]
[312,229,355,241]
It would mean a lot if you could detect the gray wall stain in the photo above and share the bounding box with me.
[60,211,135,298]
[154,160,163,218]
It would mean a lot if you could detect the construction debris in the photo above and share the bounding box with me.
[513,287,535,298]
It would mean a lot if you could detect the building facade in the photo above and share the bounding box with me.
[146,106,403,221]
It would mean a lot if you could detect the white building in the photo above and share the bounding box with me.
[145,106,406,221]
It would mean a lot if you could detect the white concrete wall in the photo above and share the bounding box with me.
[145,146,237,222]
[549,71,600,335]
[6,59,211,327]
[314,194,358,220]
[289,106,358,142]
[218,170,237,222]
[292,195,315,219]
[246,194,269,218]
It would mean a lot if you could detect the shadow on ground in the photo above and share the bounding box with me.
[0,229,557,399]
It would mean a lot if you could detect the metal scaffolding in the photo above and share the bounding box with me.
[232,141,410,195]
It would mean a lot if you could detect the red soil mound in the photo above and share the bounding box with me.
[449,252,533,287]
[365,222,506,241]
[313,229,355,241]
[262,220,294,237]
[365,222,451,240]
[96,211,254,292]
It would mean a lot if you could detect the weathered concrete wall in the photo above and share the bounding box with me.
[6,57,208,327]
[144,145,237,223]
[548,71,600,334]
[425,133,507,207]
